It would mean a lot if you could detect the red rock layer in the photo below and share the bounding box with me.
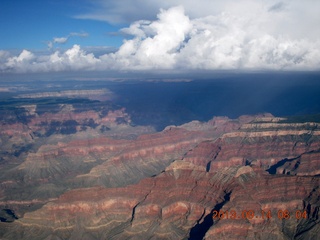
[0,113,247,221]
[183,122,320,174]
[205,169,320,239]
[6,164,235,240]
[13,127,209,186]
[1,115,320,240]
[276,151,320,176]
[3,164,319,240]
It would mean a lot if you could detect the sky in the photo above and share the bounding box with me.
[0,0,320,75]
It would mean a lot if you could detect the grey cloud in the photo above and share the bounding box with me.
[47,32,89,49]
[70,32,89,37]
[53,37,68,44]
[75,0,320,40]
[74,0,238,24]
[73,0,289,23]
[74,0,163,24]
[83,46,117,57]
[268,2,286,12]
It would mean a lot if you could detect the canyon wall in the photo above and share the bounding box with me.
[1,109,319,239]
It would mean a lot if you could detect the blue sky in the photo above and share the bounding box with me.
[0,0,319,74]
[0,0,124,51]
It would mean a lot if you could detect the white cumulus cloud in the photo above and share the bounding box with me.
[1,45,100,73]
[1,2,320,73]
[106,6,192,69]
[75,0,320,38]
[100,5,320,71]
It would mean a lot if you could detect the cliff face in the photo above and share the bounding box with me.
[12,127,209,189]
[1,113,320,240]
[2,165,319,240]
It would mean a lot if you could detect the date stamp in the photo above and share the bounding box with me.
[213,209,308,220]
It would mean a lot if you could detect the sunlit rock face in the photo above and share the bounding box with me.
[1,100,320,240]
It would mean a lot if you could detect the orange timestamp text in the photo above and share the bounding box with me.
[213,209,308,220]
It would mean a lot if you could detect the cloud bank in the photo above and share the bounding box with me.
[76,0,320,40]
[1,2,320,73]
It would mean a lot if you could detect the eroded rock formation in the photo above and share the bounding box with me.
[1,113,320,240]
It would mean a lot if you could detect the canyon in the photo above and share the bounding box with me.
[0,85,319,239]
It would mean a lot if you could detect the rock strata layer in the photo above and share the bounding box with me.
[0,114,320,239]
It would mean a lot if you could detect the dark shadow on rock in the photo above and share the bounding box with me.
[189,192,231,240]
